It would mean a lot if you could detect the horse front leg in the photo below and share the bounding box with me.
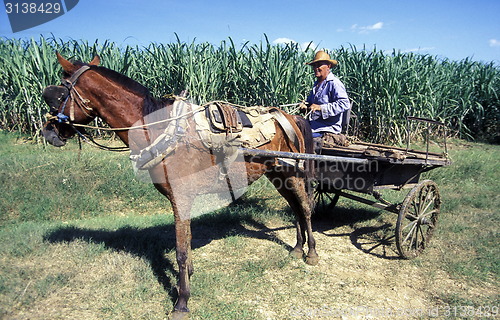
[152,181,194,319]
[290,215,306,259]
[167,192,194,319]
[171,217,192,320]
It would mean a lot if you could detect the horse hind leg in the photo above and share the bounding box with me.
[294,193,318,265]
[302,209,319,266]
[290,181,318,266]
[267,173,319,265]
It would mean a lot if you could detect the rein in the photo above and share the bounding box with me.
[70,124,130,152]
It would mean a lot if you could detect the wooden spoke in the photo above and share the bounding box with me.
[313,188,340,215]
[396,180,441,259]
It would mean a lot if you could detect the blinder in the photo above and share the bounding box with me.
[42,85,70,110]
[43,85,71,123]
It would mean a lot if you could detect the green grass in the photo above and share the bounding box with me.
[0,132,498,319]
[0,132,168,225]
[425,142,500,284]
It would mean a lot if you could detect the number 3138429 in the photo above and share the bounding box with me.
[5,2,62,14]
[442,305,499,317]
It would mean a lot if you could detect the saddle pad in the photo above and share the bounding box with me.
[194,104,276,150]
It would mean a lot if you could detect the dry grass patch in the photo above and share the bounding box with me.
[2,239,167,320]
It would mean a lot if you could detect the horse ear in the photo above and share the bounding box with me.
[56,52,77,73]
[89,55,100,66]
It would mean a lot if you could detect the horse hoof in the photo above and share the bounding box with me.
[306,254,319,266]
[170,311,190,320]
[289,248,304,259]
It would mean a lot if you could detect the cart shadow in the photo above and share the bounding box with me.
[349,224,400,260]
[43,198,295,307]
[312,206,401,260]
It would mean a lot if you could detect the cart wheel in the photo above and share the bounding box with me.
[396,180,441,259]
[314,188,340,215]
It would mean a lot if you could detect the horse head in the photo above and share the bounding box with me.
[41,52,100,146]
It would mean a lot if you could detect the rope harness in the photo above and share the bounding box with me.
[46,66,302,163]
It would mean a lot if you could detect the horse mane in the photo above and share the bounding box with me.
[72,61,171,116]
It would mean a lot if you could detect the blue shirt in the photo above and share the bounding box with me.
[306,72,350,134]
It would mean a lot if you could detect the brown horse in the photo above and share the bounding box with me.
[41,53,318,319]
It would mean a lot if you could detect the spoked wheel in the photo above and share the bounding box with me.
[396,180,441,259]
[313,188,340,215]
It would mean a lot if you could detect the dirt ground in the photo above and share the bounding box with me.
[190,211,498,320]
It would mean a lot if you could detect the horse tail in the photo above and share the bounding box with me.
[292,115,316,208]
[292,115,314,154]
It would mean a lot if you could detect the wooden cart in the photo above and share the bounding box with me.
[242,117,451,259]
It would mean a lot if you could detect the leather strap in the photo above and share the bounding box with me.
[69,65,91,85]
[270,108,300,152]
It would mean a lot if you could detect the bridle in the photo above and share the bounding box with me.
[46,65,129,152]
[53,65,95,123]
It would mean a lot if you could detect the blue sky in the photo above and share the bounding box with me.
[1,0,499,63]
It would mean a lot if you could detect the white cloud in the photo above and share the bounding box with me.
[489,39,500,47]
[351,22,384,34]
[368,22,384,30]
[401,47,436,53]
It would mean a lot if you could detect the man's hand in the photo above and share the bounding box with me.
[298,101,309,114]
[298,102,321,114]
[309,104,322,112]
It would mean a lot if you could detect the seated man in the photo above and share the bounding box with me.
[300,51,351,150]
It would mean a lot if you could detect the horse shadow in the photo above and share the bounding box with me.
[43,194,400,308]
[312,203,401,260]
[43,197,295,306]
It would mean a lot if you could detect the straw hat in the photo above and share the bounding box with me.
[306,51,338,67]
